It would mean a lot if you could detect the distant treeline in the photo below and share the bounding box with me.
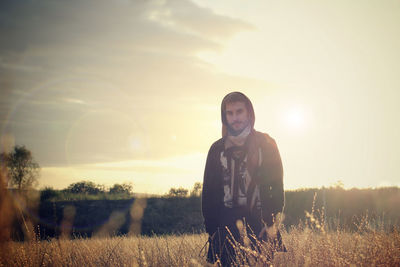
[284,187,400,230]
[39,181,202,202]
[9,187,400,240]
[39,181,134,202]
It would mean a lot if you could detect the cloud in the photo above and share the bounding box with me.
[148,0,254,40]
[0,0,261,167]
[0,0,251,56]
[0,0,255,107]
[63,98,87,105]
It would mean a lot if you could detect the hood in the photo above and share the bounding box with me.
[221,91,255,137]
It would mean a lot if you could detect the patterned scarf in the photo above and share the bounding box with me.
[225,125,252,149]
[221,125,261,211]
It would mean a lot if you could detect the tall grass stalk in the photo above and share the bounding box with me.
[1,226,399,266]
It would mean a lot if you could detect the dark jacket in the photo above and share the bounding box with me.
[201,129,284,235]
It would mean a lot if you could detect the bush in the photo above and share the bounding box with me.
[166,187,188,198]
[109,183,133,195]
[40,187,59,202]
[64,181,104,195]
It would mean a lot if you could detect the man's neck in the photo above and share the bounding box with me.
[226,125,252,148]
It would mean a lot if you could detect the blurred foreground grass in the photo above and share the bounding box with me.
[1,226,399,266]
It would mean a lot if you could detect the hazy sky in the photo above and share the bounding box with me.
[1,0,399,194]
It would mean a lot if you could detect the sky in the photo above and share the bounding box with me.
[1,0,399,194]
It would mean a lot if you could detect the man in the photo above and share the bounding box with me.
[202,92,285,266]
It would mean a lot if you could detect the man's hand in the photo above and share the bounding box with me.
[259,212,284,239]
[258,225,268,239]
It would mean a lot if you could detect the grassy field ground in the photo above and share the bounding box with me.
[1,178,399,266]
[1,225,399,267]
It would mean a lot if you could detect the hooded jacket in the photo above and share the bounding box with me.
[201,92,284,235]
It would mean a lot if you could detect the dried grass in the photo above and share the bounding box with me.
[0,226,399,267]
[1,190,399,266]
[0,234,208,267]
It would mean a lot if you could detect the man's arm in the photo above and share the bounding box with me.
[201,142,220,235]
[259,134,284,226]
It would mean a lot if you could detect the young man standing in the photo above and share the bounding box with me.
[202,92,286,266]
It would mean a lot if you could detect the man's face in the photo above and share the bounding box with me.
[225,101,250,135]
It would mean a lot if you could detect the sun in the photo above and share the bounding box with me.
[284,106,307,131]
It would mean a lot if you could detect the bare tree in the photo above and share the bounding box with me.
[190,182,202,197]
[167,187,188,197]
[0,145,40,189]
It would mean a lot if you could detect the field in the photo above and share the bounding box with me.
[1,225,399,267]
[1,180,399,266]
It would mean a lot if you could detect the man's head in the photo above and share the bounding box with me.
[221,92,255,136]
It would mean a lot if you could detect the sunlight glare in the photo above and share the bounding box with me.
[284,107,306,131]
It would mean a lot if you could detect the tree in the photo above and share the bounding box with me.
[64,181,104,194]
[109,183,133,194]
[0,145,40,189]
[40,186,59,202]
[167,187,188,197]
[190,182,202,197]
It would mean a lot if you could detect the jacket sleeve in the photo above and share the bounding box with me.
[201,142,220,235]
[259,135,284,226]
